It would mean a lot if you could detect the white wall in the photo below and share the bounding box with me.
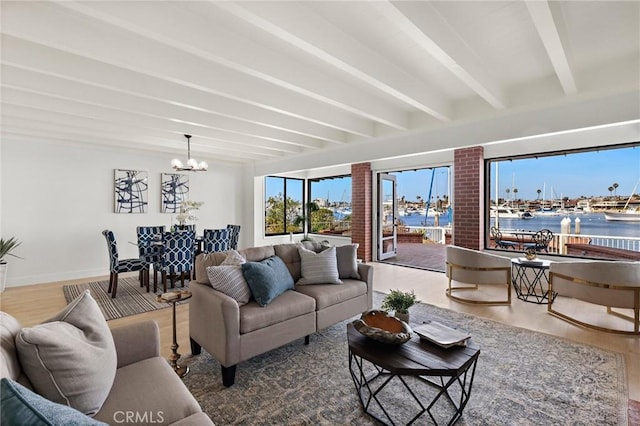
[2,139,245,287]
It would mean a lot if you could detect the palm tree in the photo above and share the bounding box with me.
[612,182,619,198]
[608,186,614,198]
[536,189,542,200]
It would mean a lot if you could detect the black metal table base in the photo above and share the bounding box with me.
[349,350,478,426]
[511,263,557,304]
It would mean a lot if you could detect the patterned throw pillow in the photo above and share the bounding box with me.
[297,245,342,285]
[206,265,252,306]
[15,291,117,416]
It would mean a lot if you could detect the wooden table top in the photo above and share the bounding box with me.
[347,322,480,376]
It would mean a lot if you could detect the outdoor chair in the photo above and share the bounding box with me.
[445,245,512,305]
[548,260,640,335]
[490,226,518,250]
[523,229,553,253]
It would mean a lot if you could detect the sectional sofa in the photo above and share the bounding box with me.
[190,243,373,386]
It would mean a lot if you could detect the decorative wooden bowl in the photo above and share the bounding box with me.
[352,310,412,345]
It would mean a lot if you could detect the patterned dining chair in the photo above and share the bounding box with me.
[102,230,147,298]
[203,228,231,253]
[226,224,241,250]
[155,230,196,293]
[136,226,165,291]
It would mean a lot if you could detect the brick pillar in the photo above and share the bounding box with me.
[453,147,484,250]
[351,162,373,262]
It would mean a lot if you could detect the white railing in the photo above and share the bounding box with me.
[405,225,450,244]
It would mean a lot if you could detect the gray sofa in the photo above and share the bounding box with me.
[1,312,214,425]
[190,243,373,387]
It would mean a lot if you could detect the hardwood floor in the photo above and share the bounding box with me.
[1,263,638,404]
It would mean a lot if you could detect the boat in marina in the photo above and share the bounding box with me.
[490,205,534,219]
[604,208,640,222]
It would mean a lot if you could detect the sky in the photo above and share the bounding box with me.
[268,145,640,203]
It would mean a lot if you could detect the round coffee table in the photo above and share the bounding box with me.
[347,323,480,425]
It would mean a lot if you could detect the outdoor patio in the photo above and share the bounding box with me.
[380,242,447,272]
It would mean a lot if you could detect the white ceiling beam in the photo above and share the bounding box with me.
[1,2,373,137]
[525,1,578,95]
[53,1,408,130]
[2,102,287,160]
[213,1,453,121]
[2,90,305,156]
[0,36,348,145]
[2,67,324,151]
[380,1,508,109]
[0,124,271,163]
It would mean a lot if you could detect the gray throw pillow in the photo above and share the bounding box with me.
[16,291,117,416]
[0,378,108,426]
[206,265,252,305]
[297,245,342,285]
[241,256,294,307]
[220,250,246,266]
[336,244,360,279]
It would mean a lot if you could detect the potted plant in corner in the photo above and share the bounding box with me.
[381,289,419,323]
[0,237,23,292]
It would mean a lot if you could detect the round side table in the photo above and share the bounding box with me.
[156,290,192,377]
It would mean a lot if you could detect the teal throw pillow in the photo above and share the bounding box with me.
[241,256,294,307]
[0,378,107,426]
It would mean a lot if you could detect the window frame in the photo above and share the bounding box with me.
[264,176,305,237]
[307,174,352,236]
[484,142,640,258]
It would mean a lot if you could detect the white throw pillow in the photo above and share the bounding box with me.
[297,245,342,285]
[207,265,252,305]
[16,290,116,416]
[221,250,246,266]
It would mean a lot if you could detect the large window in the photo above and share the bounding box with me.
[486,143,640,259]
[308,175,352,236]
[265,176,304,236]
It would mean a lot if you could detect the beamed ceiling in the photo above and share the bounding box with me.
[1,1,639,165]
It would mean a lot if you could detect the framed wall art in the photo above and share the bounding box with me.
[114,169,148,213]
[161,173,189,213]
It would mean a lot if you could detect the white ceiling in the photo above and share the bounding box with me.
[2,1,639,166]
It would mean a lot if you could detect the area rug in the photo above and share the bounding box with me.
[182,293,628,425]
[62,277,190,321]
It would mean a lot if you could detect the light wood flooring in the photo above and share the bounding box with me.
[1,262,638,403]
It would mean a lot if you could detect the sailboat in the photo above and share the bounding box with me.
[604,180,640,222]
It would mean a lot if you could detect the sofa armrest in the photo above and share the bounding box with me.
[358,263,374,310]
[110,320,160,368]
[189,283,241,367]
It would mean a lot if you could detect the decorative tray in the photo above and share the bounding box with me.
[413,321,470,348]
[352,310,412,345]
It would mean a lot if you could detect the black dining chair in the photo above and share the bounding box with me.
[154,230,196,293]
[102,230,147,298]
[490,226,518,250]
[523,229,554,253]
[136,226,165,291]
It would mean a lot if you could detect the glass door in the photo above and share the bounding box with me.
[378,173,397,260]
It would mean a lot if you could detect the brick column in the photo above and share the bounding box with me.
[453,147,484,250]
[351,162,373,262]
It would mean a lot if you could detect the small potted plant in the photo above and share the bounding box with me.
[292,201,319,241]
[381,289,419,323]
[0,237,23,292]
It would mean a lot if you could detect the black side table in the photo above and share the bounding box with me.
[347,323,480,426]
[511,258,556,304]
